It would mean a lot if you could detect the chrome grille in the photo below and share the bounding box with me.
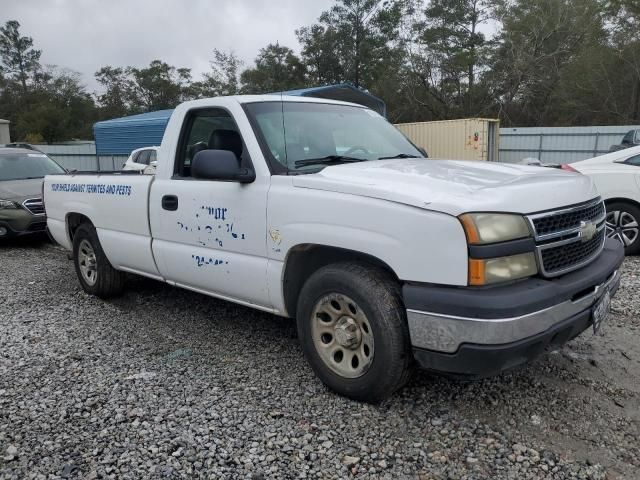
[23,198,45,215]
[539,229,605,274]
[532,201,604,237]
[527,198,606,277]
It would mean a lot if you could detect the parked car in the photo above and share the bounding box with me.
[122,146,159,172]
[43,95,623,401]
[562,145,640,255]
[609,129,640,152]
[0,147,65,238]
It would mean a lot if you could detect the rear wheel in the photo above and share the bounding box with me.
[606,202,640,255]
[296,262,413,402]
[72,224,125,298]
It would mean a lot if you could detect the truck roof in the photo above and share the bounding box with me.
[189,94,368,109]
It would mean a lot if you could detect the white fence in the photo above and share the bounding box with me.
[499,125,640,164]
[34,143,127,172]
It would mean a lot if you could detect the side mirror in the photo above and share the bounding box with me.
[191,149,255,183]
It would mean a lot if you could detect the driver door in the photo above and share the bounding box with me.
[150,107,271,309]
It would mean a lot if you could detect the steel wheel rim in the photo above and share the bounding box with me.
[311,293,374,379]
[78,239,98,286]
[606,210,639,247]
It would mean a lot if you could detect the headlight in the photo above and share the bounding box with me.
[468,252,538,286]
[459,213,531,244]
[460,212,537,285]
[0,199,18,209]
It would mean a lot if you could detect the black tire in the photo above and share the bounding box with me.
[606,201,640,255]
[296,262,413,402]
[72,223,125,298]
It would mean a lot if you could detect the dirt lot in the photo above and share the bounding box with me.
[1,239,639,479]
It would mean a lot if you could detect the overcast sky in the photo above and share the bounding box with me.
[2,0,335,92]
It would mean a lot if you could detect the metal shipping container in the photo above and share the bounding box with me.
[395,118,500,162]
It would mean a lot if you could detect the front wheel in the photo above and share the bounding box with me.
[606,202,640,255]
[72,224,125,298]
[296,262,413,402]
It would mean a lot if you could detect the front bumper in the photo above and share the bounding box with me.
[404,238,624,377]
[0,210,47,238]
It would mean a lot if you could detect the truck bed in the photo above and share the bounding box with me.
[44,173,158,277]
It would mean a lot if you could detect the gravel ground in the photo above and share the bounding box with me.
[1,238,639,480]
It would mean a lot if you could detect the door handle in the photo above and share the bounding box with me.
[162,195,178,211]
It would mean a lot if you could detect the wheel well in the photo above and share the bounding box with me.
[604,198,640,210]
[66,213,93,242]
[282,244,399,318]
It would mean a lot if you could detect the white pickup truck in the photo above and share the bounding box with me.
[44,95,624,401]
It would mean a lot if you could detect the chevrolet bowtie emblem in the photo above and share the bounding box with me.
[579,220,597,242]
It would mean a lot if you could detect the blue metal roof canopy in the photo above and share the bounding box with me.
[93,84,386,155]
[93,109,173,155]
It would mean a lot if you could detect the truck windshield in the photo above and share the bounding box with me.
[0,153,65,181]
[244,101,423,173]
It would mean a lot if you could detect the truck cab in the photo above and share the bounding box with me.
[44,96,624,401]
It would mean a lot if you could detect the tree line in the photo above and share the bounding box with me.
[0,0,639,143]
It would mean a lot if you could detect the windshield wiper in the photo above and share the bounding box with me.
[294,155,368,168]
[378,153,420,160]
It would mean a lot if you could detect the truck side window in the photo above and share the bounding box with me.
[175,108,245,178]
[136,150,151,165]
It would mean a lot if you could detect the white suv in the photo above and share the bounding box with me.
[122,146,159,173]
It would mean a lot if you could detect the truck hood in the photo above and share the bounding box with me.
[0,178,43,203]
[292,159,598,216]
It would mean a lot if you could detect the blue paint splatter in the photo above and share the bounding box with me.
[192,254,227,267]
[203,206,227,220]
[224,222,245,240]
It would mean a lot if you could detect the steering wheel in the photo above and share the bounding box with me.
[343,146,371,157]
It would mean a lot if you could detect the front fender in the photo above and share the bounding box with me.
[268,183,468,286]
